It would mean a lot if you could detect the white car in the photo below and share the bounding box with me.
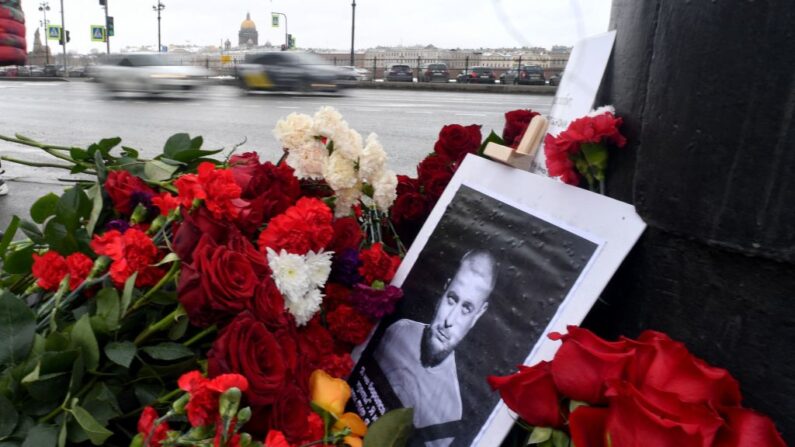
[92,53,211,94]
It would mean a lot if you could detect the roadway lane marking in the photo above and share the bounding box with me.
[277,106,300,109]
[455,113,487,117]
[407,111,432,114]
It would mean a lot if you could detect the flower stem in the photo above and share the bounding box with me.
[0,155,74,170]
[599,179,606,195]
[134,305,186,346]
[183,324,218,347]
[126,260,181,317]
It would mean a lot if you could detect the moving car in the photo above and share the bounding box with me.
[548,72,562,86]
[419,63,449,83]
[384,64,413,82]
[457,66,495,84]
[515,65,545,85]
[92,53,211,94]
[236,51,339,92]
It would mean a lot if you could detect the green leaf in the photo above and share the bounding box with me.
[167,314,189,340]
[163,133,192,159]
[43,221,75,254]
[190,136,203,150]
[479,130,506,155]
[120,272,138,316]
[550,429,570,447]
[527,426,552,444]
[30,193,59,224]
[20,424,58,447]
[90,288,121,333]
[569,400,588,413]
[85,184,104,236]
[144,160,180,182]
[0,216,20,258]
[69,148,89,162]
[18,220,44,245]
[69,404,113,446]
[69,315,100,371]
[155,252,180,266]
[104,341,136,368]
[121,146,139,158]
[0,291,36,367]
[0,394,19,438]
[3,245,34,274]
[93,151,108,184]
[363,408,414,447]
[55,187,91,232]
[141,342,194,361]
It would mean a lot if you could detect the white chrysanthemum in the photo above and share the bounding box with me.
[287,140,328,180]
[359,133,387,183]
[323,151,358,191]
[334,186,363,217]
[266,248,311,303]
[588,105,615,117]
[333,128,364,161]
[305,250,333,288]
[286,288,323,327]
[273,113,314,150]
[313,106,346,138]
[371,169,398,212]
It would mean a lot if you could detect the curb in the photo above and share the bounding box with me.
[0,76,71,82]
[350,82,556,95]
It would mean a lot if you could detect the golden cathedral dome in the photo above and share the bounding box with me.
[241,12,256,30]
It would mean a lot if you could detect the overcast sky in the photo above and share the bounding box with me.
[21,0,612,54]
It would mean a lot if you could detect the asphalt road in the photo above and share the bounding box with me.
[0,81,552,181]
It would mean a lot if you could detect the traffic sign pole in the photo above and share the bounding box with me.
[104,0,109,54]
[59,0,67,77]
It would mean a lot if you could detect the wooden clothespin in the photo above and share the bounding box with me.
[483,115,549,170]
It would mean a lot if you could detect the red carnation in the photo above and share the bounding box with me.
[433,124,482,164]
[231,155,301,234]
[174,162,243,220]
[90,228,160,287]
[137,406,170,447]
[31,251,68,291]
[104,170,154,215]
[65,252,94,290]
[358,242,400,284]
[177,370,249,427]
[326,304,375,346]
[329,217,364,254]
[503,109,540,147]
[318,353,355,379]
[257,197,334,255]
[151,192,180,216]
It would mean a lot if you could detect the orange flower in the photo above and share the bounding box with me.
[335,412,367,437]
[309,369,350,417]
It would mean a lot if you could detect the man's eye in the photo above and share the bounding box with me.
[463,304,473,314]
[447,295,455,304]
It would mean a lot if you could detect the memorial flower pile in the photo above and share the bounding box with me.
[543,106,627,192]
[488,326,787,447]
[0,107,410,446]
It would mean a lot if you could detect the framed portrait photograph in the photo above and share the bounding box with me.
[348,155,646,447]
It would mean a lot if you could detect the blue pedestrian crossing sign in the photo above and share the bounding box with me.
[91,25,106,42]
[47,25,62,41]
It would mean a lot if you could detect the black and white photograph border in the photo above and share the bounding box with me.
[353,154,646,447]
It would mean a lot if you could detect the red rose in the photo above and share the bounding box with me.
[318,353,355,379]
[433,124,482,163]
[503,109,540,147]
[391,192,429,225]
[714,407,787,447]
[326,304,375,346]
[137,406,169,447]
[247,277,291,331]
[604,381,723,447]
[258,197,334,255]
[548,326,635,404]
[208,313,291,406]
[416,154,453,183]
[104,170,154,215]
[329,217,363,253]
[173,206,229,264]
[487,361,565,428]
[396,175,420,195]
[358,242,400,284]
[90,228,159,287]
[31,251,67,291]
[420,169,454,201]
[232,157,301,234]
[268,383,311,444]
[569,406,608,447]
[624,330,742,408]
[178,232,267,326]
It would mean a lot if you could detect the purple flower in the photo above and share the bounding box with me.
[350,283,403,319]
[330,249,363,287]
[105,219,131,233]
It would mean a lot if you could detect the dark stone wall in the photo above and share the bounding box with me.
[583,0,795,442]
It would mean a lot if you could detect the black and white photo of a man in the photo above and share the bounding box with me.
[374,250,497,447]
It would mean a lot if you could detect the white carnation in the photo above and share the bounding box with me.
[286,288,323,327]
[371,169,398,212]
[334,186,363,217]
[588,105,615,117]
[273,113,314,150]
[287,140,328,180]
[359,133,387,183]
[305,250,333,288]
[266,248,310,303]
[313,106,346,138]
[333,128,364,161]
[323,151,358,191]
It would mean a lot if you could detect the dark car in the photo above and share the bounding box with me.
[457,66,495,84]
[419,63,449,83]
[499,68,519,85]
[515,65,546,85]
[43,64,58,76]
[384,64,413,82]
[237,51,339,92]
[548,72,562,86]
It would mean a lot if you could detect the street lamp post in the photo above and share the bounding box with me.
[38,2,50,65]
[59,0,66,76]
[350,0,356,66]
[103,0,110,54]
[272,12,288,49]
[153,2,165,52]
